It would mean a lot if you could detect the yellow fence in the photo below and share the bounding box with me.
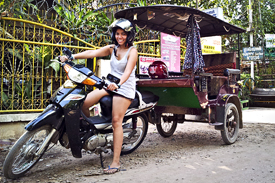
[0,17,97,113]
[0,18,186,113]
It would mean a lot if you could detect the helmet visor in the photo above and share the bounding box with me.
[110,18,133,32]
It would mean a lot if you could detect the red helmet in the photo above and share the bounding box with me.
[148,61,169,79]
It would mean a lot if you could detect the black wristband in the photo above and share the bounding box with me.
[68,55,74,60]
[117,84,121,88]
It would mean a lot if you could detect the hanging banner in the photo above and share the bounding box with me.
[161,32,181,72]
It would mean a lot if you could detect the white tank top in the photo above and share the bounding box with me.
[110,46,136,99]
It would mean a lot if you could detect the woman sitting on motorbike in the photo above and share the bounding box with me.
[60,18,138,174]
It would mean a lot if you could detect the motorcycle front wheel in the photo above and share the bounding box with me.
[121,113,148,155]
[3,125,53,179]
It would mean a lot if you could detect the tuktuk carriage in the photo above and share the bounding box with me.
[115,5,246,144]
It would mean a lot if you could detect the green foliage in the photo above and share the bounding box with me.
[7,44,53,69]
[54,1,114,37]
[0,0,37,19]
[3,44,52,107]
[1,91,9,108]
[136,0,148,6]
[265,48,275,59]
[54,3,97,34]
[1,79,43,109]
[241,73,261,81]
[198,0,275,49]
[16,79,42,99]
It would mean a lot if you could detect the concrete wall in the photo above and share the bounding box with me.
[0,113,40,139]
[96,59,111,78]
[0,122,28,139]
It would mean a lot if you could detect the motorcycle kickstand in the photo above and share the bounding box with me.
[95,147,108,169]
[100,152,105,169]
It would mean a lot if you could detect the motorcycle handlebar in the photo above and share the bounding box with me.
[102,79,118,92]
[62,47,72,58]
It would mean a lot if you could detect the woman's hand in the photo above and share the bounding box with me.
[60,55,69,63]
[107,83,119,91]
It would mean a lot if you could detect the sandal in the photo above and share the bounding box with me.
[103,166,120,174]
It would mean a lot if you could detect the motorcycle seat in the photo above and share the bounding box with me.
[99,91,159,117]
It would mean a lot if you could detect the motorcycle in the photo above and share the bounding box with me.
[3,47,159,179]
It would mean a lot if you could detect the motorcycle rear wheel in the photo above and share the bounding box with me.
[3,125,52,179]
[121,113,148,155]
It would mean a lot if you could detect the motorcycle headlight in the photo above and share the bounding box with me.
[68,68,97,86]
[68,69,87,83]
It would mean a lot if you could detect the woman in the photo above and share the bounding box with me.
[60,18,138,174]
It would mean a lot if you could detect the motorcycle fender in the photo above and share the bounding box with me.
[58,88,84,158]
[25,104,63,131]
[63,108,82,158]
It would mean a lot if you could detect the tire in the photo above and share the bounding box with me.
[221,103,240,145]
[121,113,148,155]
[3,125,53,179]
[156,114,177,138]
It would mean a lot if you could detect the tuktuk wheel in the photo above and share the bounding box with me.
[156,113,177,138]
[221,103,240,144]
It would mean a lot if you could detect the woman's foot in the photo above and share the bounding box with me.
[103,166,121,174]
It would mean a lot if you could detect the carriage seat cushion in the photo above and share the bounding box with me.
[183,52,236,76]
[204,63,236,76]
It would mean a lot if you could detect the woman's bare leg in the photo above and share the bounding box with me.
[82,89,109,117]
[104,95,132,173]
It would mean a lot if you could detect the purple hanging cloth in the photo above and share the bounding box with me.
[183,15,205,73]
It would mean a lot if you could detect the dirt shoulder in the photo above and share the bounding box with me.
[1,122,275,183]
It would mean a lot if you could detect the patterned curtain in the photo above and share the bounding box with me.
[183,15,205,73]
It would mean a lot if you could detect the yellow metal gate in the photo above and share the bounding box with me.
[0,17,97,113]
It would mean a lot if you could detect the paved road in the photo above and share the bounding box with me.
[243,107,275,124]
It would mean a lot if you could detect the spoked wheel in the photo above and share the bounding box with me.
[156,113,177,138]
[121,113,148,155]
[221,103,240,144]
[3,125,53,179]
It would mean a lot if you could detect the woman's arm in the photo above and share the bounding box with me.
[73,44,114,59]
[60,44,115,62]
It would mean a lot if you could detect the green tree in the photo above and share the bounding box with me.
[198,0,275,49]
[0,0,37,19]
[53,0,114,36]
[0,0,38,38]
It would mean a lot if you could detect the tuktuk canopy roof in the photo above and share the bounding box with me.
[115,5,246,38]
